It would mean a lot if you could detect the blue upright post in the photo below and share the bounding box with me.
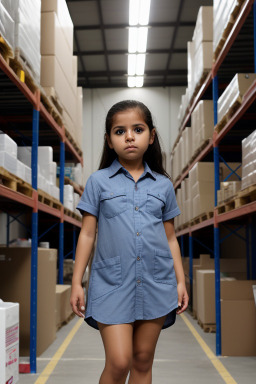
[73,226,76,261]
[189,233,193,308]
[213,74,221,356]
[180,235,184,257]
[30,107,39,373]
[59,141,65,284]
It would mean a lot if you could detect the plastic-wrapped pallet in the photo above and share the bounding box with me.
[2,0,41,83]
[73,163,83,186]
[213,0,243,54]
[192,7,213,53]
[193,42,213,88]
[217,181,241,204]
[0,152,17,175]
[64,184,74,211]
[0,1,15,50]
[0,301,19,384]
[242,130,256,190]
[0,133,17,157]
[217,73,256,123]
[74,192,82,217]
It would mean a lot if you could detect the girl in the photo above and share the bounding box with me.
[70,100,189,384]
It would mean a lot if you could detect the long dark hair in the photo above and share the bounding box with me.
[98,100,171,180]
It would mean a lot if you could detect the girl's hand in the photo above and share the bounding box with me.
[70,283,85,318]
[176,282,189,315]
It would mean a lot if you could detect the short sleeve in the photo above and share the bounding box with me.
[162,181,181,221]
[76,174,100,218]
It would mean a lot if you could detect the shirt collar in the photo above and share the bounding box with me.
[108,157,156,180]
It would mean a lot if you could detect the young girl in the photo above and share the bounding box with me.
[70,100,189,384]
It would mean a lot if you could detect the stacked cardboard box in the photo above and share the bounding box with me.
[191,100,214,157]
[217,73,256,123]
[221,280,256,356]
[0,248,57,356]
[41,0,83,150]
[242,129,256,190]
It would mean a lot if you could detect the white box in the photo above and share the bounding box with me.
[0,301,19,384]
[0,134,17,158]
[0,152,17,175]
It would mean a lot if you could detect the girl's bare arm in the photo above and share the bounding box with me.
[164,218,189,314]
[70,212,97,317]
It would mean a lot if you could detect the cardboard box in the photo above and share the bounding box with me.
[55,285,72,328]
[221,300,256,356]
[192,6,213,52]
[192,255,214,316]
[41,0,74,51]
[41,12,73,88]
[196,270,216,324]
[0,248,57,356]
[0,302,19,384]
[41,55,77,126]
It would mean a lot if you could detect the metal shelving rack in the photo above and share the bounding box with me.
[174,0,256,356]
[0,53,83,373]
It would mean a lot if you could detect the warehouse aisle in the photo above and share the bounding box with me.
[19,312,256,384]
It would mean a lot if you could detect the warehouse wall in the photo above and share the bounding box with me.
[82,86,185,182]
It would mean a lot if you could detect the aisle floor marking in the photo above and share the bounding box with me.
[180,313,237,384]
[35,317,83,384]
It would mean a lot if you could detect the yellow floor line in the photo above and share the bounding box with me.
[35,318,84,384]
[180,313,237,384]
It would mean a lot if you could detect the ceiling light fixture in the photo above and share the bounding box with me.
[127,0,151,88]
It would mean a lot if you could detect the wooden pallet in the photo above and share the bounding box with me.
[217,184,256,214]
[56,312,76,331]
[9,52,39,93]
[38,189,62,210]
[65,129,83,157]
[190,211,214,226]
[40,87,63,127]
[215,96,242,133]
[0,166,33,197]
[190,139,211,164]
[198,319,216,333]
[192,71,209,98]
[43,87,63,116]
[0,35,14,63]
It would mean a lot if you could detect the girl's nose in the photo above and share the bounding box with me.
[125,129,134,141]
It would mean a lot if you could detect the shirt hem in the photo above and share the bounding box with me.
[162,207,181,221]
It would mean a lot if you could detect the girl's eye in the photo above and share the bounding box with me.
[115,129,124,135]
[135,127,143,133]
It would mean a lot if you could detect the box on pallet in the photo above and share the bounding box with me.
[218,73,256,123]
[192,6,213,52]
[55,285,73,329]
[0,3,15,50]
[242,129,256,190]
[0,301,19,384]
[221,280,256,356]
[0,247,57,356]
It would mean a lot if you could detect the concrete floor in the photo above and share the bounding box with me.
[19,312,256,384]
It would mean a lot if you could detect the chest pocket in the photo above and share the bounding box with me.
[100,191,127,218]
[146,191,166,219]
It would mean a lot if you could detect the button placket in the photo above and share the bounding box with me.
[134,181,143,318]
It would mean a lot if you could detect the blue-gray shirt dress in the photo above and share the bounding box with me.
[76,158,181,330]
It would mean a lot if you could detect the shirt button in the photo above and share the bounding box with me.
[136,232,140,236]
[137,256,140,261]
[137,279,141,285]
[135,206,139,211]
[135,185,138,190]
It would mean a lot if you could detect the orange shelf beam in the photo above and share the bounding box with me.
[0,185,34,208]
[64,214,82,228]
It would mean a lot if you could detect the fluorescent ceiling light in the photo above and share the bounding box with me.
[136,76,144,87]
[137,27,148,53]
[129,0,151,26]
[128,28,138,53]
[136,54,145,75]
[128,76,136,87]
[128,54,136,76]
[129,0,139,26]
[139,0,151,25]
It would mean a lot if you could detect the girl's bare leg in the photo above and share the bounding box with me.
[128,315,166,384]
[98,322,134,384]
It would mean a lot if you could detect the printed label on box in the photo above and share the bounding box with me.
[6,323,19,384]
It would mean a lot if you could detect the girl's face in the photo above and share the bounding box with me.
[106,108,155,163]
